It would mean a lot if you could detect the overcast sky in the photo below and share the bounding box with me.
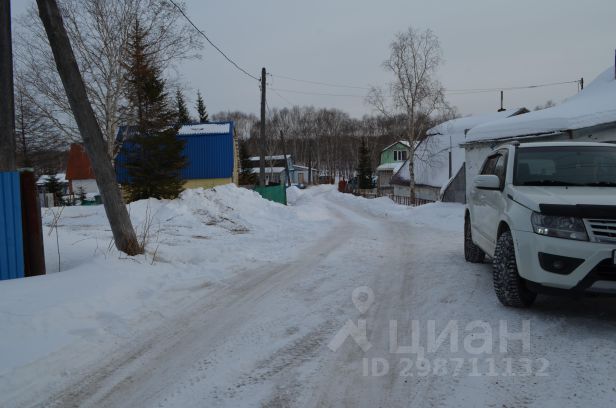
[12,0,616,119]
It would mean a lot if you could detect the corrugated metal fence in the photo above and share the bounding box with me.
[0,172,25,280]
[254,184,287,205]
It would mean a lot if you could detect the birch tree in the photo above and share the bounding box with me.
[367,27,448,202]
[16,0,201,159]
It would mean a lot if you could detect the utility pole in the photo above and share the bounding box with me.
[580,77,584,90]
[0,0,16,171]
[259,67,266,185]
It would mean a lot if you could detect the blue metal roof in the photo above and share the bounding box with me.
[115,121,235,183]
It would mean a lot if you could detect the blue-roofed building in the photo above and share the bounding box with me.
[115,122,238,189]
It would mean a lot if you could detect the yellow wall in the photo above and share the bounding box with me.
[183,178,233,189]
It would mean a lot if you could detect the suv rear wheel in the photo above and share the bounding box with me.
[493,230,536,307]
[464,215,485,263]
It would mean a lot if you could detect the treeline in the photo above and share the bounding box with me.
[213,107,456,179]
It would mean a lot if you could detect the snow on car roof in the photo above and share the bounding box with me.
[466,66,616,143]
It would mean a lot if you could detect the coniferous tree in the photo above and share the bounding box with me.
[356,138,373,189]
[123,19,187,202]
[176,89,190,125]
[196,90,208,123]
[238,139,256,185]
[45,173,64,206]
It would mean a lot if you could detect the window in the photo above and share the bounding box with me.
[514,145,616,186]
[480,151,508,189]
[394,150,408,161]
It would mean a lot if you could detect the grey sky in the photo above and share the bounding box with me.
[12,0,616,118]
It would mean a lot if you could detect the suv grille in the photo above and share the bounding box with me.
[585,219,616,243]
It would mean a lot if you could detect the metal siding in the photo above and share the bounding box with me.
[115,122,234,182]
[0,172,25,281]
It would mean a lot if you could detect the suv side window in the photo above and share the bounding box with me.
[481,155,499,175]
[493,152,508,187]
[480,151,508,189]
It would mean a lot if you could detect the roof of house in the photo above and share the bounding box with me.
[465,66,616,144]
[249,167,287,174]
[248,155,291,161]
[66,144,96,181]
[376,162,404,173]
[381,140,410,152]
[391,108,528,189]
[37,173,67,185]
[178,123,232,135]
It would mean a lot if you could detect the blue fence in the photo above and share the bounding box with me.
[0,172,25,281]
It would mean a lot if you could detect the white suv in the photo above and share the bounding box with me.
[465,141,616,307]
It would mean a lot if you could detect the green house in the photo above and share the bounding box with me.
[376,140,410,192]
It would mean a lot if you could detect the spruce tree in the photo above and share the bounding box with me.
[356,138,373,189]
[176,89,190,125]
[196,90,208,123]
[238,139,256,185]
[123,19,187,202]
[45,173,64,206]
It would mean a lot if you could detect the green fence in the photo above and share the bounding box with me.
[254,184,287,205]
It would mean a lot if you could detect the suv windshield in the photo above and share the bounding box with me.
[514,145,616,186]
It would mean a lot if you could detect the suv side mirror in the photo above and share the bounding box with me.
[474,175,501,190]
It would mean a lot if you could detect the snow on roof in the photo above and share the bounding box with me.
[392,109,528,189]
[376,162,404,173]
[466,66,616,143]
[248,155,291,161]
[381,140,410,152]
[249,167,286,174]
[37,173,67,185]
[178,123,231,135]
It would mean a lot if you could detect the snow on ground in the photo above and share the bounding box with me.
[2,186,616,408]
[0,185,329,378]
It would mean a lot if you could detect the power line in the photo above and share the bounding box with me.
[270,73,371,90]
[445,80,580,94]
[167,0,259,81]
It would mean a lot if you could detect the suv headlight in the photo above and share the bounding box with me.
[531,212,588,241]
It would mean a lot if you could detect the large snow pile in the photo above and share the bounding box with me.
[466,66,616,142]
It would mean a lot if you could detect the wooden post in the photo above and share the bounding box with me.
[20,171,46,277]
[0,0,16,171]
[259,67,266,185]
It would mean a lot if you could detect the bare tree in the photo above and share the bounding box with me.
[17,0,201,159]
[36,0,141,255]
[367,27,448,202]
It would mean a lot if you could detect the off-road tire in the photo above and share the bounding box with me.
[493,230,536,307]
[464,215,485,263]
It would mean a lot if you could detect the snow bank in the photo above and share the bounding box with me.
[327,189,464,233]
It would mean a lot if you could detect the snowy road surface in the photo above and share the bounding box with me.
[2,186,616,407]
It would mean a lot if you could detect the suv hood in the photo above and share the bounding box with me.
[509,186,616,212]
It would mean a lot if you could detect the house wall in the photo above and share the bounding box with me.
[183,178,233,189]
[441,164,466,204]
[380,142,409,165]
[378,170,393,188]
[464,127,616,200]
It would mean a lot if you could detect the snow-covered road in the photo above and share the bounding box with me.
[2,186,616,407]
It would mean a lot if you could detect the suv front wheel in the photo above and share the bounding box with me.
[493,230,536,307]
